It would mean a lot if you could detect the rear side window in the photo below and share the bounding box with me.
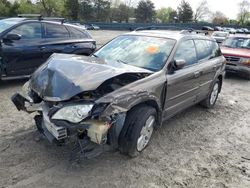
[8,22,42,39]
[174,40,197,67]
[209,41,222,58]
[194,40,212,61]
[68,27,90,39]
[195,40,222,61]
[45,23,69,38]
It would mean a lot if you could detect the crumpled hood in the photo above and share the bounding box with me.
[221,47,250,58]
[30,53,152,101]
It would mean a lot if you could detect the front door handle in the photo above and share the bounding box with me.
[194,71,201,78]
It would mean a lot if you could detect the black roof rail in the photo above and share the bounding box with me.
[134,26,209,35]
[41,17,66,24]
[17,14,65,24]
[180,28,209,35]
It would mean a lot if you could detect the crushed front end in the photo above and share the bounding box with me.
[11,54,155,159]
[11,83,126,159]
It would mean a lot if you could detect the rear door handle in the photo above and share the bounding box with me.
[40,46,46,51]
[194,71,201,78]
[213,64,220,70]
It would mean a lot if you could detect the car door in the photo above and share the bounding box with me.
[1,22,45,76]
[42,23,72,59]
[66,26,96,55]
[194,39,223,100]
[163,39,201,120]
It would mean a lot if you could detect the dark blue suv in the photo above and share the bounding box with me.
[0,17,96,80]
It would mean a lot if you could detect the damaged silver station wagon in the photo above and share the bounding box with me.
[12,29,226,158]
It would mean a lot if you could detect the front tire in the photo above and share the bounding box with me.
[119,105,157,157]
[200,79,220,108]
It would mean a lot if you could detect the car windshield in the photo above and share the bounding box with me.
[213,32,228,37]
[222,37,250,49]
[0,19,21,33]
[94,35,176,71]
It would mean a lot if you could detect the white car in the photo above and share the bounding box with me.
[211,31,229,43]
[223,27,236,34]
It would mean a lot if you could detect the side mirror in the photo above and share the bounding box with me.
[174,59,186,70]
[4,33,21,41]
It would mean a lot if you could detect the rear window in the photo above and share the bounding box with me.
[195,40,221,61]
[212,32,228,37]
[45,23,69,38]
[68,26,90,39]
[209,41,222,58]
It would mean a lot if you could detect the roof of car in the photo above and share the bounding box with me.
[228,34,250,38]
[2,17,67,25]
[125,30,215,41]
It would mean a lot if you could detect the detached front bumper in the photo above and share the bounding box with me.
[11,93,69,142]
[11,93,126,150]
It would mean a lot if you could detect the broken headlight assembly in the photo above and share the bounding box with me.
[52,104,94,123]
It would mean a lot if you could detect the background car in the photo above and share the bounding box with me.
[0,17,96,80]
[221,35,250,79]
[214,26,223,31]
[211,31,229,43]
[70,22,87,30]
[223,27,236,34]
[201,26,214,31]
[86,24,100,30]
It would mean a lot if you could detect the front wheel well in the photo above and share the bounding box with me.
[128,100,161,127]
[217,75,223,93]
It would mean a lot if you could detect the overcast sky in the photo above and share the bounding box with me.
[152,0,243,19]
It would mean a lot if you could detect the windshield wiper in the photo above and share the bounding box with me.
[117,59,128,64]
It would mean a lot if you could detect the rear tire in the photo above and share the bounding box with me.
[119,105,157,157]
[200,79,220,108]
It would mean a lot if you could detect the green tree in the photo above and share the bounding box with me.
[238,0,250,25]
[79,0,94,21]
[8,1,20,16]
[38,0,65,17]
[135,0,155,23]
[17,0,39,14]
[169,10,178,23]
[65,0,79,20]
[110,3,131,22]
[193,0,210,22]
[156,7,174,23]
[0,0,12,17]
[93,0,111,22]
[177,0,193,23]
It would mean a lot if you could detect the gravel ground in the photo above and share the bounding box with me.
[0,30,250,188]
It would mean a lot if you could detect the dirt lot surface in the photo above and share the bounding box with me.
[0,30,250,188]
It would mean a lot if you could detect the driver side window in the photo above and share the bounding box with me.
[8,23,42,39]
[174,40,197,67]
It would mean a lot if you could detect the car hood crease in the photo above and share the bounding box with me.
[30,53,152,101]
